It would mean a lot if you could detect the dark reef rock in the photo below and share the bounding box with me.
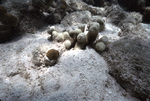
[31,0,68,24]
[83,0,94,5]
[0,5,7,18]
[1,13,18,27]
[143,7,150,22]
[0,25,18,43]
[106,5,127,26]
[61,11,92,27]
[94,0,104,7]
[83,0,104,7]
[118,0,145,12]
[0,5,19,43]
[102,38,150,101]
[117,0,150,22]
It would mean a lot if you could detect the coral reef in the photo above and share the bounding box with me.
[1,0,150,101]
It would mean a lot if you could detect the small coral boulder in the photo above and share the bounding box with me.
[46,49,59,60]
[95,42,106,52]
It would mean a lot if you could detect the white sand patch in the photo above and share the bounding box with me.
[0,30,139,101]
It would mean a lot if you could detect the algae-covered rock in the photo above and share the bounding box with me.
[46,49,59,60]
[61,11,92,27]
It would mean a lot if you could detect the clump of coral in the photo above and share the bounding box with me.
[47,17,107,51]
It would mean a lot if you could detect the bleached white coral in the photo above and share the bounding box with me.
[64,40,71,49]
[55,33,64,42]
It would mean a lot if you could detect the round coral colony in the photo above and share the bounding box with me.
[46,49,59,60]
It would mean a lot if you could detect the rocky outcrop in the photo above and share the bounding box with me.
[0,5,19,43]
[117,0,150,22]
[118,0,145,12]
[31,0,68,24]
[61,11,92,27]
[83,0,104,7]
[102,38,150,101]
